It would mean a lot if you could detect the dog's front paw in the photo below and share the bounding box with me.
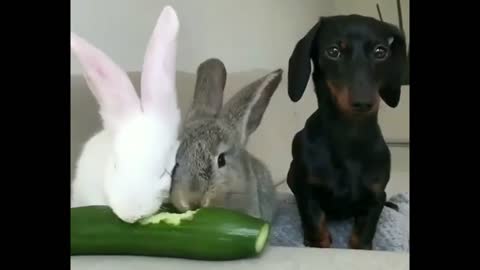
[304,233,332,248]
[349,233,372,250]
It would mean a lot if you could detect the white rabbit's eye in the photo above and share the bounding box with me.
[217,153,226,168]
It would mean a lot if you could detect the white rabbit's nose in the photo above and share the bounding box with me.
[114,211,142,223]
[121,217,138,223]
[112,206,151,224]
[117,212,153,223]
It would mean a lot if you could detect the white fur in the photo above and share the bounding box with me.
[71,130,111,207]
[105,113,180,222]
[71,6,181,223]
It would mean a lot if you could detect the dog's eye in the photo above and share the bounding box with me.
[374,45,389,60]
[217,153,226,168]
[325,46,341,59]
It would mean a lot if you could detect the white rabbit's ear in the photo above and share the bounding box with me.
[140,6,180,118]
[71,32,141,132]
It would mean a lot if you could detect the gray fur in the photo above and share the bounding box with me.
[248,155,277,222]
[170,58,283,222]
[187,58,227,121]
[221,70,282,144]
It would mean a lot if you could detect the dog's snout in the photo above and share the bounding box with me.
[351,102,373,112]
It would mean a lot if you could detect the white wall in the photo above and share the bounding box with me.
[332,0,409,43]
[70,0,409,75]
[71,0,409,143]
[71,0,335,74]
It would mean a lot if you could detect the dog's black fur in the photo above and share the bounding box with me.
[286,15,408,250]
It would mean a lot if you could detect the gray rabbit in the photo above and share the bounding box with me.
[170,58,283,222]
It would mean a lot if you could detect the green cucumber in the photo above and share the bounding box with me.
[71,205,271,260]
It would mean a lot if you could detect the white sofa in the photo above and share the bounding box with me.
[70,70,409,269]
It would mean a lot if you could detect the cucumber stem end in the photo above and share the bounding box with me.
[255,223,271,254]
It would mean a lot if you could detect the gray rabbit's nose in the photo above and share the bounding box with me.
[170,180,206,212]
[170,191,200,212]
[173,199,191,212]
[200,196,212,208]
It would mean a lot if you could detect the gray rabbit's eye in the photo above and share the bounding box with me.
[217,153,226,168]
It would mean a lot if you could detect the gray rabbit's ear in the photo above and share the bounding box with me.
[187,58,227,121]
[221,69,283,145]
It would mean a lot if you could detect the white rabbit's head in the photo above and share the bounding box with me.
[71,6,181,223]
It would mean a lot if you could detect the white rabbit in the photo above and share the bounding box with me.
[70,6,181,224]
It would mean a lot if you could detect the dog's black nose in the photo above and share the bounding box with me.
[351,102,373,112]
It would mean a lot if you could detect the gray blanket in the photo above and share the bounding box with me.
[269,192,409,252]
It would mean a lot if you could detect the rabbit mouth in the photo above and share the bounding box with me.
[173,196,195,212]
[170,186,204,212]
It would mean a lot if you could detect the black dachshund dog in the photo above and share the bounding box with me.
[286,14,408,249]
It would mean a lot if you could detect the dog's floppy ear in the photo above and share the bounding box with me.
[288,19,322,102]
[379,23,408,108]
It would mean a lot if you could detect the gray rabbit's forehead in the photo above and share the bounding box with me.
[179,121,230,156]
[180,119,237,148]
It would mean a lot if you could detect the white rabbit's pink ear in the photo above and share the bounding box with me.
[71,32,141,132]
[140,6,180,118]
